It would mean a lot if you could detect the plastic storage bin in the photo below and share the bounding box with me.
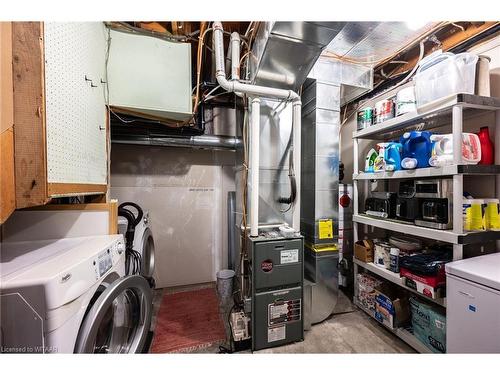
[414,52,478,108]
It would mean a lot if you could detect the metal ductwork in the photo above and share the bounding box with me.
[249,22,347,90]
[111,134,242,151]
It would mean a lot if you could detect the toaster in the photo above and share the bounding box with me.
[365,192,397,219]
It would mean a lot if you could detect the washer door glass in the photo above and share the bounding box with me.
[75,275,152,353]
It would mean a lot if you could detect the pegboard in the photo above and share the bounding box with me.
[44,22,108,185]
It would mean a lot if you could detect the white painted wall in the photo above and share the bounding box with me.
[110,144,235,288]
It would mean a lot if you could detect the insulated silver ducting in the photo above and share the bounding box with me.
[249,22,347,90]
[111,134,242,151]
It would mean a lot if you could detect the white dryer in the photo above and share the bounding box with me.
[0,235,152,353]
[117,202,155,281]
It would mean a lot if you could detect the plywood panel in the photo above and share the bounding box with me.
[1,22,14,133]
[2,202,118,240]
[0,129,15,223]
[0,22,15,224]
[47,183,107,197]
[12,22,48,208]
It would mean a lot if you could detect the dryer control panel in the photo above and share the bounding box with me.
[92,239,125,280]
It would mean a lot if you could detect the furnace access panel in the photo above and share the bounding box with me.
[248,233,304,351]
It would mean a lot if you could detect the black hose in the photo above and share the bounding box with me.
[118,202,143,227]
[278,175,297,204]
[118,207,136,249]
[118,203,144,276]
[278,148,297,205]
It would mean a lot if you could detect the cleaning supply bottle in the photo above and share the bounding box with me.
[384,142,403,171]
[429,133,481,166]
[365,149,378,173]
[400,131,432,169]
[477,126,494,165]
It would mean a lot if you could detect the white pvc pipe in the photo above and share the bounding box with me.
[292,101,302,232]
[250,97,261,237]
[213,21,302,235]
[213,22,300,102]
[230,32,240,81]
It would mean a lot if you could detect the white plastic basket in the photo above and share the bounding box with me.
[414,52,478,108]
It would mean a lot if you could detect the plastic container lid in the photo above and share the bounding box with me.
[483,198,499,203]
[463,199,484,205]
[216,269,235,280]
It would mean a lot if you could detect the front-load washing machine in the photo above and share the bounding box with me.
[118,202,155,282]
[0,235,152,353]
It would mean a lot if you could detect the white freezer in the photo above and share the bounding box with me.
[446,253,500,353]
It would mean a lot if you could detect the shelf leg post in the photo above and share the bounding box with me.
[353,258,359,302]
[453,174,463,235]
[452,243,463,261]
[353,138,359,216]
[452,105,463,165]
[495,110,500,198]
[495,110,500,250]
[353,137,359,175]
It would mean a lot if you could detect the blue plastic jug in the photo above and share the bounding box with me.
[400,131,433,169]
[384,142,403,172]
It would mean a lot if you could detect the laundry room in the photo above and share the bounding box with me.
[1,1,500,374]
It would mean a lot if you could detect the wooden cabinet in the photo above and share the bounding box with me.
[11,22,109,211]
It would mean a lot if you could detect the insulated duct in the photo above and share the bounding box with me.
[111,134,241,150]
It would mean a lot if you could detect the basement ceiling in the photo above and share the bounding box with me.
[324,22,439,64]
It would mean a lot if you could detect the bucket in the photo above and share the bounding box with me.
[395,86,416,116]
[216,269,235,300]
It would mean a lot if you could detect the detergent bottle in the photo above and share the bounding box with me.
[400,131,433,169]
[477,127,494,165]
[375,142,402,172]
[429,133,481,166]
[384,142,403,172]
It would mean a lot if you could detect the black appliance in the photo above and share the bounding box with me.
[396,180,418,222]
[364,192,397,219]
[414,179,453,230]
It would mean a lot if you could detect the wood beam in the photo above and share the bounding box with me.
[0,22,15,224]
[12,22,49,208]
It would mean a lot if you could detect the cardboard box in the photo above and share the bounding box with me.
[400,267,445,288]
[374,284,410,329]
[354,239,374,263]
[403,277,445,299]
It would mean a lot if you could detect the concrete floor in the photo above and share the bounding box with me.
[150,283,415,354]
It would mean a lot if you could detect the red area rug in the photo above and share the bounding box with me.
[150,287,226,353]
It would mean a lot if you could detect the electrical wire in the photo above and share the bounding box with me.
[340,36,428,130]
[106,22,198,43]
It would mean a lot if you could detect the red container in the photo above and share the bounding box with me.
[477,126,494,165]
[400,267,446,288]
